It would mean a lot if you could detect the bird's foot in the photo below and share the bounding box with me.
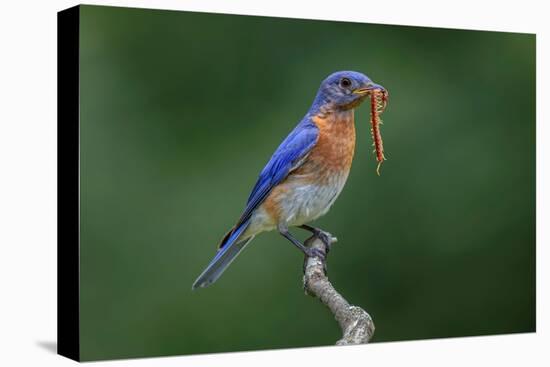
[314,230,335,253]
[302,242,328,275]
[305,246,326,261]
[299,225,336,252]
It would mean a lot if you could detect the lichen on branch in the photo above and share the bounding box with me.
[302,234,375,345]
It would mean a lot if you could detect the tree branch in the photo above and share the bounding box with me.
[302,234,375,345]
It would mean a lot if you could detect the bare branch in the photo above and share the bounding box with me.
[302,235,375,345]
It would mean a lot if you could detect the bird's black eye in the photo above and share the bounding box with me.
[340,78,352,88]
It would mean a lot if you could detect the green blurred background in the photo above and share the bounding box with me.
[78,5,535,361]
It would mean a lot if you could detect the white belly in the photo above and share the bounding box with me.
[244,171,349,238]
[279,177,346,225]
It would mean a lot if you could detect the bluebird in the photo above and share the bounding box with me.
[192,71,386,289]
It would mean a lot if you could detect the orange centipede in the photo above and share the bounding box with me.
[369,89,388,176]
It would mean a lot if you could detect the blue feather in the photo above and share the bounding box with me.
[192,117,319,289]
[192,220,251,289]
[237,117,319,227]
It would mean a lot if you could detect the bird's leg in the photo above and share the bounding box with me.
[278,224,326,261]
[299,224,334,252]
[278,224,327,275]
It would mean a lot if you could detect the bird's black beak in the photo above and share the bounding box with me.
[353,82,386,95]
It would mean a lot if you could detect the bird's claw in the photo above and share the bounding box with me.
[303,247,328,275]
[314,230,334,253]
[305,247,326,261]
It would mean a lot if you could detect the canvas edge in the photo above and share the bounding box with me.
[57,4,81,362]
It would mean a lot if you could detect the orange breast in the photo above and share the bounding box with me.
[260,111,356,223]
[292,111,356,184]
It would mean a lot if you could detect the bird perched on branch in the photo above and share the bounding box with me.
[193,71,386,289]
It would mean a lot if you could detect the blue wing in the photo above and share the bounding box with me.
[236,117,319,228]
[192,117,319,289]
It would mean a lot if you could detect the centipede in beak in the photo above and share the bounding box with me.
[369,88,388,176]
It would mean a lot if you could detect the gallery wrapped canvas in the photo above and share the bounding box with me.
[58,4,535,362]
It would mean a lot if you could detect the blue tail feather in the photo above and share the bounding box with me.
[192,221,252,289]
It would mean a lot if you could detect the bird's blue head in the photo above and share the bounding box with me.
[312,71,385,111]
